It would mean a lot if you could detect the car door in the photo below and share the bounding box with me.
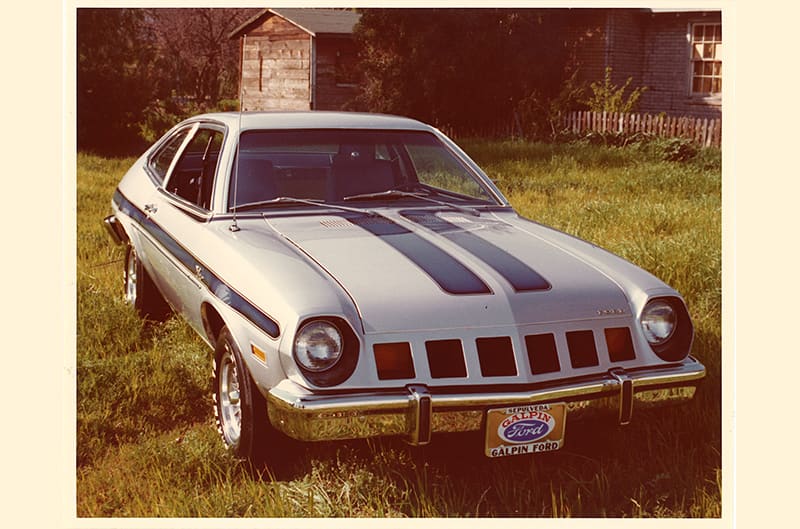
[141,122,225,335]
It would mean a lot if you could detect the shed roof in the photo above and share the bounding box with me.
[649,8,721,13]
[230,8,361,39]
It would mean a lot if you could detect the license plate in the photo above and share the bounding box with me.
[484,403,567,458]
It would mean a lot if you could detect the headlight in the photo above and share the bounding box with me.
[640,299,676,346]
[293,320,343,372]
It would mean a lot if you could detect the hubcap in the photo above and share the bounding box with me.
[125,250,137,305]
[218,346,242,446]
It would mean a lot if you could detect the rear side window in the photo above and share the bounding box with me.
[166,128,223,209]
[149,128,191,183]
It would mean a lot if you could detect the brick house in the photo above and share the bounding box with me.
[229,8,361,111]
[566,8,722,118]
[230,7,721,119]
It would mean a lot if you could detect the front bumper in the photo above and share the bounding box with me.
[266,357,705,445]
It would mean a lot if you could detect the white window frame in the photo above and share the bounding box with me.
[687,21,722,101]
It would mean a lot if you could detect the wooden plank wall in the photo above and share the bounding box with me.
[240,16,311,111]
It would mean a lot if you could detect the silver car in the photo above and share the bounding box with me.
[104,111,705,461]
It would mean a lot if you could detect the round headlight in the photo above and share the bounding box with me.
[293,320,343,372]
[641,299,677,345]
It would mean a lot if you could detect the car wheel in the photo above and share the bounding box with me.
[212,326,273,462]
[124,245,169,320]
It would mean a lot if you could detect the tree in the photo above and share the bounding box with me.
[352,9,570,135]
[77,8,157,154]
[145,8,256,104]
[77,8,257,153]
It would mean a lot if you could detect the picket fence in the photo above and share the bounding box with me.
[561,110,721,147]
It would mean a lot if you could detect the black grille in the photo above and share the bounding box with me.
[425,339,467,378]
[605,327,636,362]
[476,337,517,377]
[373,342,416,380]
[525,333,561,374]
[566,330,599,368]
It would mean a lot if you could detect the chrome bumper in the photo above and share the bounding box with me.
[103,215,125,246]
[266,357,705,446]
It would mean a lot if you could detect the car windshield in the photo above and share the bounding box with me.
[228,129,498,210]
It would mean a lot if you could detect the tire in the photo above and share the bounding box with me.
[212,326,273,462]
[124,245,170,320]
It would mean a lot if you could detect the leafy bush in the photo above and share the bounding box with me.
[646,137,700,162]
[581,130,652,147]
[515,70,586,141]
[138,97,241,143]
[583,66,647,114]
[214,99,240,112]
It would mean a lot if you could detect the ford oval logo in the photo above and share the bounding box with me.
[498,411,556,444]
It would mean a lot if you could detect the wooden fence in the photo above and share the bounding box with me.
[561,110,721,147]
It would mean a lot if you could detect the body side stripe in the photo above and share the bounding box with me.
[113,189,281,338]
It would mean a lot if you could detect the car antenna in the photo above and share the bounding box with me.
[230,33,246,233]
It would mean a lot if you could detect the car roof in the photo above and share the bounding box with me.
[191,111,435,133]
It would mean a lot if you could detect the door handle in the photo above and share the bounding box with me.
[144,203,158,214]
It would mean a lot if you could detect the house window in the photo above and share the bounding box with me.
[690,22,722,96]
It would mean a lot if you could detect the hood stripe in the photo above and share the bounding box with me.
[401,211,551,292]
[341,214,492,295]
[113,190,280,338]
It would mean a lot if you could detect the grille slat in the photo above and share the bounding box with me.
[525,333,561,374]
[374,342,416,380]
[566,330,600,368]
[605,327,636,362]
[425,339,467,378]
[476,337,518,377]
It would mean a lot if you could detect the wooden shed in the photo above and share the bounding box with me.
[229,8,361,112]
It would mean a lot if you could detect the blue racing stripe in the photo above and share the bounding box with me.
[343,215,492,295]
[113,190,281,338]
[401,210,551,292]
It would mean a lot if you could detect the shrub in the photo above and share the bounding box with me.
[583,66,647,114]
[650,137,700,162]
[516,70,586,141]
[137,97,241,143]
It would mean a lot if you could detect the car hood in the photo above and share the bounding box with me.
[265,209,631,334]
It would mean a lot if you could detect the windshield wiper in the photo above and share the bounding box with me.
[343,189,481,217]
[232,196,378,216]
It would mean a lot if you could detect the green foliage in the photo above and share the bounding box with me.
[77,9,156,154]
[77,145,720,517]
[583,66,647,114]
[515,70,586,141]
[215,99,241,112]
[648,137,701,162]
[353,9,569,133]
[77,8,256,154]
[139,97,242,143]
[515,67,649,142]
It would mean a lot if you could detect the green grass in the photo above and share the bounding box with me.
[75,141,721,517]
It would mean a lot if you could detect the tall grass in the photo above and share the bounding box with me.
[75,141,721,517]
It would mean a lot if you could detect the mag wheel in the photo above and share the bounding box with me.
[124,245,169,320]
[212,327,272,461]
[124,245,139,307]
